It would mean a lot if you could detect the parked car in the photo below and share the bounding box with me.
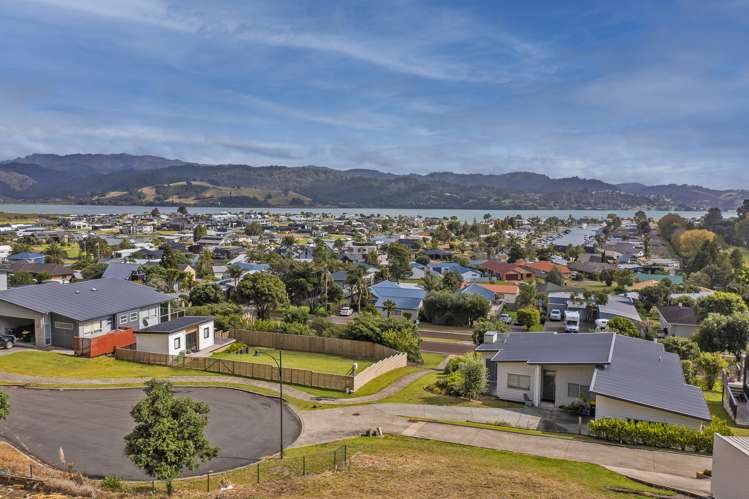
[548,309,562,321]
[564,310,581,333]
[499,313,512,324]
[594,318,609,331]
[339,306,354,317]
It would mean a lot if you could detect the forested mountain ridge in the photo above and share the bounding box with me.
[0,153,745,210]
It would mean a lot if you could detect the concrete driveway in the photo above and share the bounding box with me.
[0,386,301,480]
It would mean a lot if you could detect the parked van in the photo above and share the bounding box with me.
[564,310,580,333]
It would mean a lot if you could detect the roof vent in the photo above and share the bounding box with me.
[90,288,97,292]
[74,290,80,294]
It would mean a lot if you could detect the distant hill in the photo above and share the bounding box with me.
[0,153,744,210]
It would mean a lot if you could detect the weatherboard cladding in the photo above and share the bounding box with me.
[0,278,172,321]
[590,334,711,421]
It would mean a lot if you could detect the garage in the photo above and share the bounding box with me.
[0,299,43,345]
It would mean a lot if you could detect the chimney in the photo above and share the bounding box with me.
[484,331,498,344]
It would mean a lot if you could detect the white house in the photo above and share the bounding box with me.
[135,316,215,355]
[711,434,749,499]
[477,332,710,428]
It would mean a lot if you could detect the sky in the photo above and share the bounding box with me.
[0,0,748,188]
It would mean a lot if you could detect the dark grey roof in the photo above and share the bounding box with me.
[1,262,75,276]
[657,305,698,325]
[490,333,614,364]
[137,316,213,334]
[591,335,711,421]
[0,278,172,321]
[598,295,642,323]
[102,262,141,280]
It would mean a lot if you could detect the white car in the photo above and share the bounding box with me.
[339,306,354,317]
[548,309,562,321]
[499,313,512,324]
[594,318,609,331]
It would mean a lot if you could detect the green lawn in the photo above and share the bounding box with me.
[167,435,673,497]
[705,385,749,436]
[212,348,374,375]
[0,351,216,379]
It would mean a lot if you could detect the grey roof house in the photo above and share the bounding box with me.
[656,305,699,338]
[478,332,710,428]
[0,278,174,349]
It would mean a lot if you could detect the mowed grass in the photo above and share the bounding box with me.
[0,351,216,379]
[172,435,673,498]
[212,348,374,375]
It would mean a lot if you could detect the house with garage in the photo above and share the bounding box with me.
[461,282,519,305]
[481,261,534,282]
[135,316,215,355]
[0,278,175,350]
[656,304,699,338]
[597,295,642,325]
[477,332,710,428]
[1,262,75,284]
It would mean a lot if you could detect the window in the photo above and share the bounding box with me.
[54,321,73,330]
[507,374,531,390]
[173,337,181,349]
[129,312,138,322]
[203,327,210,339]
[567,383,590,400]
[119,314,128,324]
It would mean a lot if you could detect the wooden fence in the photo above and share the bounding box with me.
[227,329,400,361]
[352,352,408,392]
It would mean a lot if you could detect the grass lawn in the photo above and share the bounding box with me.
[570,279,614,294]
[704,384,749,436]
[31,243,81,259]
[212,348,374,375]
[168,435,673,497]
[0,351,216,379]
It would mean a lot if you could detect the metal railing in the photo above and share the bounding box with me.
[723,370,738,421]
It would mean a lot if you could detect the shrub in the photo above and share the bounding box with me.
[588,417,731,453]
[421,291,490,326]
[282,306,309,324]
[101,475,123,491]
[186,303,242,331]
[607,317,640,337]
[308,317,344,337]
[223,342,250,354]
[381,329,422,363]
[516,306,540,329]
[443,356,465,374]
[696,352,727,390]
[661,336,701,361]
[342,313,421,362]
[471,318,509,346]
[460,354,487,399]
[681,359,697,385]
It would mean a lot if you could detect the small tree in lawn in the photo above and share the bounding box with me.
[696,352,727,391]
[125,380,217,495]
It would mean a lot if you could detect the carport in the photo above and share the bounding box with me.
[0,299,47,345]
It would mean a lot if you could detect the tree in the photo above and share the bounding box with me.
[730,248,745,271]
[244,221,263,236]
[441,270,463,292]
[600,269,615,286]
[188,283,224,306]
[661,336,701,361]
[507,244,525,263]
[695,292,748,320]
[638,283,670,310]
[345,267,369,312]
[195,250,214,279]
[419,273,441,292]
[150,207,161,217]
[607,317,640,337]
[177,205,188,215]
[613,269,635,288]
[737,199,749,219]
[9,271,35,287]
[43,242,66,264]
[515,283,536,309]
[386,244,411,282]
[125,380,217,495]
[545,267,563,286]
[227,264,243,289]
[192,224,207,242]
[236,272,288,319]
[695,312,749,363]
[459,354,487,399]
[160,245,179,269]
[472,317,509,346]
[516,306,540,329]
[675,229,717,259]
[382,299,397,318]
[695,352,727,391]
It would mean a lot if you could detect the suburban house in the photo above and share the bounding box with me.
[430,262,483,282]
[102,262,145,281]
[711,435,749,499]
[461,282,520,305]
[0,278,175,349]
[477,332,710,428]
[369,280,426,320]
[546,291,591,321]
[1,262,75,284]
[135,316,215,355]
[481,261,534,282]
[7,252,45,264]
[656,305,699,338]
[598,295,642,325]
[519,261,571,278]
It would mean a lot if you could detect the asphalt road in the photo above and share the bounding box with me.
[420,340,475,355]
[0,386,301,480]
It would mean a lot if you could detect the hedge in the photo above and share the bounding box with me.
[588,417,731,454]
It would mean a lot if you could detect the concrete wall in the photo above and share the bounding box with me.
[712,434,749,499]
[594,395,705,429]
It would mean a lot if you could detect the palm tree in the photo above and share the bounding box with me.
[227,264,243,289]
[382,299,397,318]
[420,273,441,292]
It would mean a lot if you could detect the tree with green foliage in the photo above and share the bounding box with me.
[150,207,161,217]
[160,245,179,269]
[507,244,525,263]
[696,352,727,391]
[227,264,243,289]
[545,267,563,286]
[516,306,541,330]
[80,262,107,280]
[244,221,263,236]
[661,336,701,361]
[188,283,224,306]
[607,317,640,337]
[43,242,66,264]
[638,283,670,310]
[600,269,615,286]
[613,269,635,288]
[125,380,217,495]
[9,271,35,287]
[695,291,749,320]
[441,270,463,292]
[382,298,397,318]
[471,317,509,345]
[515,283,537,309]
[419,272,441,292]
[695,312,749,363]
[730,248,745,271]
[195,249,213,279]
[421,291,490,326]
[460,354,487,399]
[342,313,421,361]
[386,244,411,282]
[177,205,188,215]
[236,272,288,319]
[192,224,207,242]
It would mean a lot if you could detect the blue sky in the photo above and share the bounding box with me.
[1,0,748,188]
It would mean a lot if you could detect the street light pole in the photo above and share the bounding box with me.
[254,349,284,458]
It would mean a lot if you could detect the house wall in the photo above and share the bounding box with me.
[116,304,163,329]
[543,364,596,408]
[496,361,537,403]
[711,434,749,499]
[136,331,187,355]
[196,321,215,350]
[377,306,419,321]
[594,395,705,429]
[665,324,697,338]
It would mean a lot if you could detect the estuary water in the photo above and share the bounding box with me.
[0,203,704,222]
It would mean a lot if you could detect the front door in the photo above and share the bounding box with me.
[542,370,556,403]
[186,332,197,352]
